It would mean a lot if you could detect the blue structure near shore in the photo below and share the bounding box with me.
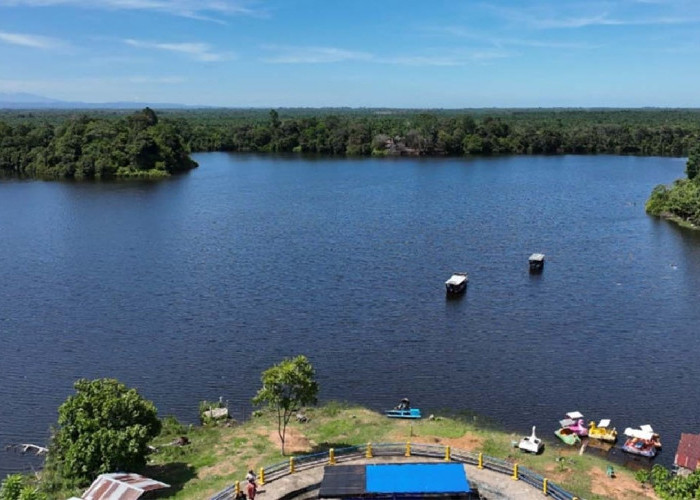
[319,462,478,499]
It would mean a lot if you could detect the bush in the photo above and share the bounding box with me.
[43,378,161,491]
[0,474,46,500]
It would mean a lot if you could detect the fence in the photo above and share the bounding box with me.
[210,442,581,500]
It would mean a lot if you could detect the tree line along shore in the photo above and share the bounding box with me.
[1,106,699,224]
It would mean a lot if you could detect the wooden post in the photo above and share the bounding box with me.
[478,452,483,469]
[543,478,548,495]
[405,442,411,457]
[329,448,336,465]
[259,468,265,485]
[444,445,451,462]
[366,442,373,458]
[289,457,295,474]
[512,463,519,480]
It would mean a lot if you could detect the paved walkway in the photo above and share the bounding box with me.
[254,455,546,500]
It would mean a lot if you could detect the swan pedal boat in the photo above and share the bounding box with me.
[588,419,618,443]
[563,411,588,437]
[518,426,544,454]
[554,427,581,446]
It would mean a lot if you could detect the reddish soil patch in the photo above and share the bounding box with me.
[589,466,658,499]
[267,427,313,454]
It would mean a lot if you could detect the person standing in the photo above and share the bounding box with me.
[246,469,256,484]
[246,478,257,499]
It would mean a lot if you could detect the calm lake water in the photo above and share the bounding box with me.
[1,153,698,474]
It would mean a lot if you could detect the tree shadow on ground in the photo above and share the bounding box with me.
[309,442,357,454]
[144,462,196,497]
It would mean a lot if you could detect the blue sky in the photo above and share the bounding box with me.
[1,0,699,107]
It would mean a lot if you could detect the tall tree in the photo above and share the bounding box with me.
[686,145,700,180]
[44,378,161,490]
[253,355,318,455]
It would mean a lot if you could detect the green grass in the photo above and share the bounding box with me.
[138,404,646,500]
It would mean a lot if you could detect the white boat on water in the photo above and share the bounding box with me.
[445,273,468,295]
[518,426,544,454]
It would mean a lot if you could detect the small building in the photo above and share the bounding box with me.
[529,253,545,272]
[68,473,169,500]
[675,433,700,473]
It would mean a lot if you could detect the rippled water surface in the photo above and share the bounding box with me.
[1,153,698,473]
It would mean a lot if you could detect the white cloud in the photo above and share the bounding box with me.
[483,3,700,29]
[124,38,233,62]
[261,45,372,64]
[431,26,600,49]
[0,75,182,94]
[128,75,185,84]
[261,44,510,66]
[0,30,65,49]
[533,14,700,28]
[380,50,509,66]
[0,0,266,20]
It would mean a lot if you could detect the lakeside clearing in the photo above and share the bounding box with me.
[143,403,656,500]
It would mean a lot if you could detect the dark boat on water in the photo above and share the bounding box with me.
[445,273,468,295]
[385,398,422,419]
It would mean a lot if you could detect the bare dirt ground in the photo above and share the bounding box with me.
[266,427,313,455]
[588,465,657,499]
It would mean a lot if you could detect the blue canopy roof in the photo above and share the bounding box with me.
[366,463,471,494]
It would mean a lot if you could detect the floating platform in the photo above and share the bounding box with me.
[529,253,545,272]
[445,273,468,295]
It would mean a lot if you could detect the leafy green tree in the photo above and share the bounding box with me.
[269,109,281,130]
[686,145,700,180]
[0,474,46,500]
[44,378,161,489]
[253,355,319,455]
[644,464,700,499]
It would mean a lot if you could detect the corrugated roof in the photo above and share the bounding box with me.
[80,473,169,500]
[675,433,700,470]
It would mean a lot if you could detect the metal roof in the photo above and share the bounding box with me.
[445,274,468,285]
[675,433,700,470]
[78,473,169,500]
[624,427,655,441]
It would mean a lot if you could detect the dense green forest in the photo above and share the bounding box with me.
[2,107,700,179]
[646,146,700,227]
[161,108,700,157]
[0,108,197,179]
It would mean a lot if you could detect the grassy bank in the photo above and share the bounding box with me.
[140,402,655,500]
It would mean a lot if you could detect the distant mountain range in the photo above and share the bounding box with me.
[0,92,197,109]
